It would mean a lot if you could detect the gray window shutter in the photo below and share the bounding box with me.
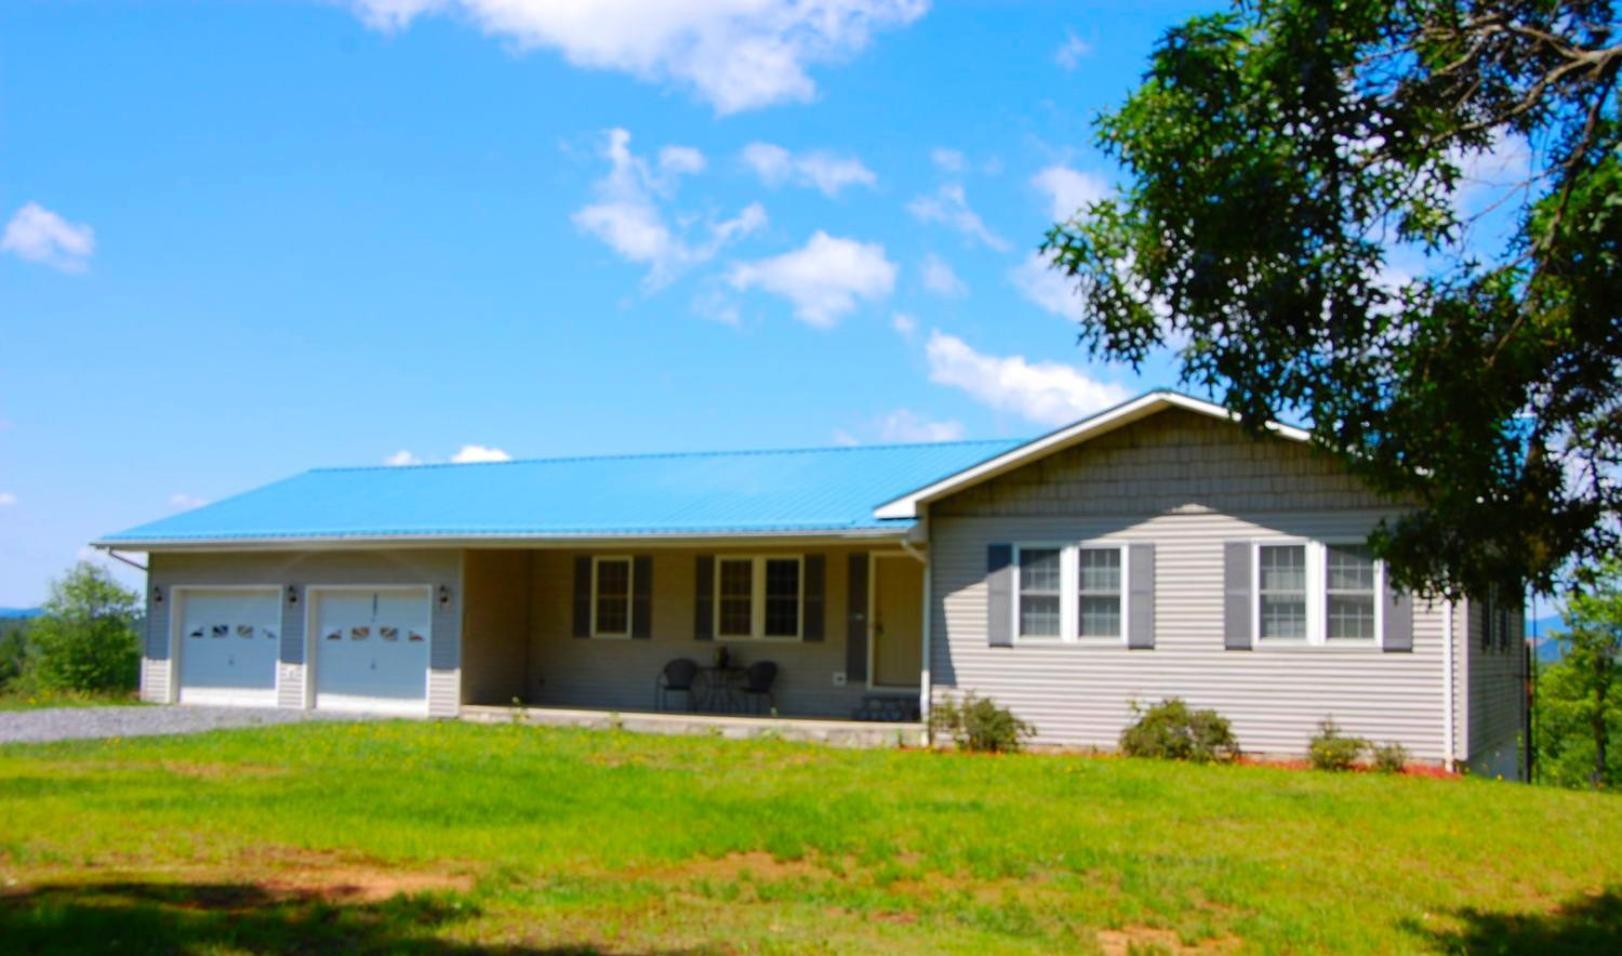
[1223,541,1252,650]
[987,544,1014,648]
[693,555,714,641]
[631,555,653,639]
[846,553,869,680]
[1127,543,1155,649]
[1382,575,1412,652]
[803,554,826,641]
[572,556,591,638]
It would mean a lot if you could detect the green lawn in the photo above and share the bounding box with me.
[1,721,1618,954]
[0,689,143,711]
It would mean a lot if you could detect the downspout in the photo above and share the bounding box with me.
[910,515,932,747]
[1443,599,1456,771]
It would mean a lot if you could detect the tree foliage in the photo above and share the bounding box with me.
[1535,560,1622,788]
[1045,0,1621,599]
[28,562,141,693]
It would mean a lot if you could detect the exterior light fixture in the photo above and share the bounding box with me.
[152,585,163,604]
[437,584,451,607]
[287,585,299,605]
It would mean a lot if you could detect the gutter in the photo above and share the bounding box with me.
[92,526,915,553]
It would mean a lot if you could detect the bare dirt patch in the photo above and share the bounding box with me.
[1096,925,1241,956]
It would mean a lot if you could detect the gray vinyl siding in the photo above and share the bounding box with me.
[929,409,1457,761]
[144,549,463,716]
[520,545,903,718]
[1465,597,1527,777]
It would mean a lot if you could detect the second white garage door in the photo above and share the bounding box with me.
[311,587,431,715]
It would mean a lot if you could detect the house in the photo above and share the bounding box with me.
[95,391,1527,776]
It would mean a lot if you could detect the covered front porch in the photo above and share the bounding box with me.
[458,542,928,725]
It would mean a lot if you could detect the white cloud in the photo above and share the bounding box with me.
[658,145,706,176]
[1009,250,1084,322]
[1,202,95,273]
[451,444,512,464]
[727,231,896,327]
[1456,130,1533,214]
[907,183,1008,251]
[930,147,966,173]
[573,128,765,287]
[832,429,861,447]
[1054,30,1092,70]
[740,142,876,197]
[920,252,967,297]
[0,492,15,507]
[1031,164,1109,222]
[347,1,928,115]
[877,409,965,442]
[925,329,1127,426]
[384,450,422,466]
[169,493,209,510]
[890,311,918,338]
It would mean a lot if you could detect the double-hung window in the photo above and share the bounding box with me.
[1077,547,1124,639]
[1254,541,1381,645]
[1014,543,1128,643]
[1325,545,1377,641]
[591,556,633,638]
[1016,547,1063,639]
[714,555,803,640]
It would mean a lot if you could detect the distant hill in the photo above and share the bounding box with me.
[0,607,41,619]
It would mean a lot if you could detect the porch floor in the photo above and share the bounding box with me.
[459,704,924,748]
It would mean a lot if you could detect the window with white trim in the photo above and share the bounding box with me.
[1254,541,1383,645]
[591,556,633,638]
[1257,544,1308,640]
[1324,544,1377,641]
[1077,547,1124,639]
[1016,547,1062,638]
[1013,543,1129,643]
[714,555,802,640]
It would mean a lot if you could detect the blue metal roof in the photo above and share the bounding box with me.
[98,439,1024,545]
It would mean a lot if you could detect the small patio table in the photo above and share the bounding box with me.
[693,665,747,713]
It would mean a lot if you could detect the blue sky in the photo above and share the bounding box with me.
[0,0,1266,605]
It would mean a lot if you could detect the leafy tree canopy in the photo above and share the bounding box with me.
[1046,0,1620,598]
[28,561,141,693]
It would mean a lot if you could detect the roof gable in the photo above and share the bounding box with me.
[870,391,1309,520]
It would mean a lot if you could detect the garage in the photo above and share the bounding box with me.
[310,587,431,715]
[175,587,282,706]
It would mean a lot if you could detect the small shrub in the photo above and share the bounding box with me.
[1119,698,1240,763]
[1371,741,1409,774]
[1308,718,1366,771]
[931,693,1035,753]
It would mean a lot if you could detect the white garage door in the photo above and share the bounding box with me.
[312,588,431,715]
[177,588,282,706]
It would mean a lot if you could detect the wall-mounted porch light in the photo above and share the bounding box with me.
[287,585,299,605]
[437,584,451,607]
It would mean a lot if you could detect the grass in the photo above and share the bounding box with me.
[0,688,143,711]
[0,721,1618,954]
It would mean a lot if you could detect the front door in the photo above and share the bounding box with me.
[871,556,923,688]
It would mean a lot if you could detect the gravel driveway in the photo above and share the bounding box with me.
[0,705,369,745]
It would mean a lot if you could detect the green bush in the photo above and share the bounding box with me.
[1309,718,1367,772]
[28,563,141,694]
[1371,741,1409,774]
[930,693,1035,753]
[1119,698,1241,763]
[0,621,30,690]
